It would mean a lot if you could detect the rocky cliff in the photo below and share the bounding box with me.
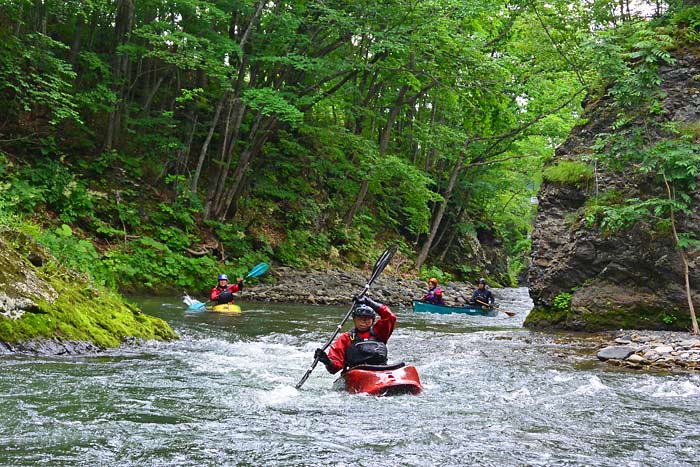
[526,50,700,331]
[0,229,177,354]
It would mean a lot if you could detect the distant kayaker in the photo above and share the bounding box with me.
[314,296,396,373]
[211,274,243,304]
[468,278,495,307]
[422,277,445,305]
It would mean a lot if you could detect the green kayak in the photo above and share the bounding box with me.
[412,299,498,316]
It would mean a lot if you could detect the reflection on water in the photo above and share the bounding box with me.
[1,288,699,466]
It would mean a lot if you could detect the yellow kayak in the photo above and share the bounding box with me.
[209,303,242,313]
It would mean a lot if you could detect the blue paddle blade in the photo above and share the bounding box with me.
[187,301,207,311]
[246,262,268,278]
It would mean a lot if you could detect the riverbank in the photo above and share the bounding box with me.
[242,266,481,307]
[597,331,700,373]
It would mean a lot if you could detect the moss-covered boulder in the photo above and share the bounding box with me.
[0,229,177,353]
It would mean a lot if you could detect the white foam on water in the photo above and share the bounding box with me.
[552,372,574,383]
[501,386,532,403]
[649,379,700,398]
[573,375,609,395]
[254,384,299,406]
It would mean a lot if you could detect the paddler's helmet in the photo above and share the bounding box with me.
[478,278,486,285]
[218,274,229,281]
[352,304,376,319]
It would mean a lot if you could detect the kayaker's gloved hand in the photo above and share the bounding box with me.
[314,348,333,372]
[237,278,244,289]
[355,295,382,311]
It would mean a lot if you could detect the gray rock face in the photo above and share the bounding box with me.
[527,52,700,331]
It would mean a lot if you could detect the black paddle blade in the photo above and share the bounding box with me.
[367,244,398,288]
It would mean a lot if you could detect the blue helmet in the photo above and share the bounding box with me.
[218,274,229,281]
[352,304,376,318]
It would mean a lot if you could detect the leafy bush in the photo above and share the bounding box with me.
[102,237,220,291]
[275,229,323,267]
[8,158,94,222]
[552,292,572,312]
[672,6,700,42]
[36,224,112,287]
[419,265,454,284]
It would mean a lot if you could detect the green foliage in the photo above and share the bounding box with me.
[671,6,700,42]
[102,238,220,292]
[0,32,81,125]
[660,312,677,325]
[419,265,454,285]
[583,190,626,226]
[275,229,331,267]
[0,0,646,294]
[3,158,94,222]
[371,155,443,236]
[552,292,573,313]
[243,88,303,126]
[591,134,699,243]
[585,24,674,110]
[543,161,594,187]
[36,223,111,286]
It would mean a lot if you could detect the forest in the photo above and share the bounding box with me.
[0,0,696,295]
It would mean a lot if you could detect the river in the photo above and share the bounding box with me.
[1,288,699,466]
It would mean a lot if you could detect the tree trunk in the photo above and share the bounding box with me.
[191,92,228,195]
[68,13,85,65]
[343,85,408,227]
[663,174,698,334]
[104,0,134,151]
[214,116,277,220]
[416,156,464,270]
[33,0,47,34]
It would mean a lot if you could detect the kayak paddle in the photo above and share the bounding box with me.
[186,263,269,312]
[476,299,516,317]
[295,244,398,390]
[246,262,268,278]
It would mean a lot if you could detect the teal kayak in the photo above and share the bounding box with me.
[412,300,498,316]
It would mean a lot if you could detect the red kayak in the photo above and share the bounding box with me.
[336,362,422,396]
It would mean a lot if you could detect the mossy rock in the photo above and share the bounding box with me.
[0,229,177,349]
[524,304,693,332]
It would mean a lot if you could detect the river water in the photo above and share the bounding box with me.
[1,288,699,466]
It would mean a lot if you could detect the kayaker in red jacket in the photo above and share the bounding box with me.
[210,273,243,304]
[315,296,396,373]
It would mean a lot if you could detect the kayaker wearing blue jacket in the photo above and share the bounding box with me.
[422,277,444,305]
[211,274,243,304]
[468,278,495,306]
[315,296,396,373]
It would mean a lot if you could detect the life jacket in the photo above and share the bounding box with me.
[425,287,444,305]
[344,327,388,370]
[214,286,234,304]
[472,288,493,304]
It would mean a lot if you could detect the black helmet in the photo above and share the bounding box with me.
[352,304,376,318]
[478,278,487,285]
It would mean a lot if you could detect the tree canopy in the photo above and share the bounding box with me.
[0,0,689,292]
